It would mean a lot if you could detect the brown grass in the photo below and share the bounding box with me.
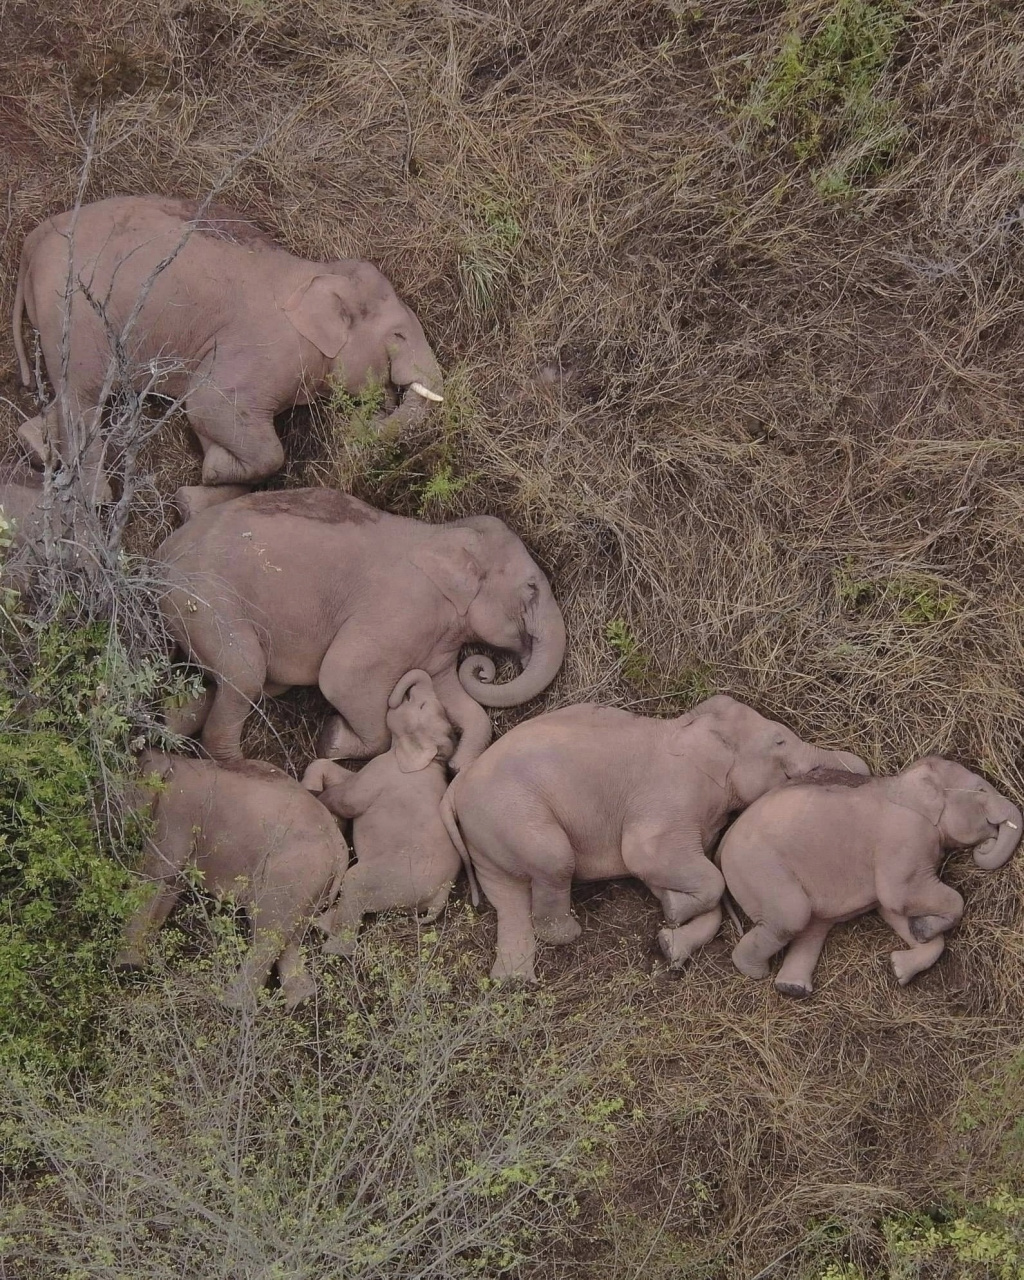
[3,0,1024,1274]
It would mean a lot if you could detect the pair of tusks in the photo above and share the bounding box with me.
[408,381,444,403]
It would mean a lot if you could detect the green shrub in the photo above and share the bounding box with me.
[742,0,908,194]
[1,929,627,1277]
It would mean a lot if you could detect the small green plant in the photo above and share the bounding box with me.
[742,0,908,195]
[416,463,477,516]
[605,620,713,706]
[884,1191,1024,1279]
[835,560,959,624]
[327,376,387,443]
[458,197,524,314]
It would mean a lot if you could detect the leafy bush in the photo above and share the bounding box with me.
[1,929,627,1278]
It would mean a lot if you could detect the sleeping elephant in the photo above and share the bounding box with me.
[156,489,566,770]
[115,751,351,1009]
[440,694,869,980]
[721,757,1022,997]
[13,196,443,496]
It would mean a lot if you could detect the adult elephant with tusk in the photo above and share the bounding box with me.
[156,488,565,770]
[13,196,444,495]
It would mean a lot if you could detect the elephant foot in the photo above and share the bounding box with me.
[173,484,250,523]
[775,980,812,999]
[317,715,371,761]
[535,914,582,945]
[657,926,696,970]
[323,931,358,957]
[489,953,538,984]
[730,947,771,981]
[281,972,317,1010]
[908,914,945,943]
[113,948,146,972]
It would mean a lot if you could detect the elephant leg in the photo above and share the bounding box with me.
[114,881,181,970]
[163,680,215,738]
[418,879,454,923]
[433,671,493,771]
[173,484,251,523]
[277,940,316,1009]
[532,878,581,945]
[321,866,370,957]
[622,832,724,970]
[201,676,266,762]
[657,901,724,970]
[732,920,804,980]
[904,882,964,943]
[474,859,537,982]
[220,925,285,1009]
[880,907,946,986]
[115,822,192,968]
[186,384,285,487]
[317,640,392,760]
[774,920,833,998]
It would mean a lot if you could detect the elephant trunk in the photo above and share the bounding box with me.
[381,332,444,436]
[974,801,1023,870]
[458,581,566,708]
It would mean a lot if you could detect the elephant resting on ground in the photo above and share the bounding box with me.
[115,751,350,1009]
[13,196,443,497]
[302,669,463,954]
[720,757,1022,997]
[440,694,869,981]
[157,489,566,771]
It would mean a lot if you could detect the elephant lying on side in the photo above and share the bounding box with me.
[441,694,868,981]
[720,758,1022,997]
[115,751,350,1009]
[302,669,463,954]
[13,196,443,496]
[157,489,566,770]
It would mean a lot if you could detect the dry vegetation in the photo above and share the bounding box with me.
[3,0,1024,1275]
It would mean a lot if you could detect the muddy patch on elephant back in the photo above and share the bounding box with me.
[786,767,874,789]
[239,489,382,525]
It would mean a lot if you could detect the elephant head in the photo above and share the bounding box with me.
[670,694,870,806]
[386,670,458,773]
[891,757,1022,870]
[410,515,566,708]
[281,264,443,434]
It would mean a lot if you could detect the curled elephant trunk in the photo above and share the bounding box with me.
[381,332,444,436]
[974,800,1023,870]
[459,581,567,709]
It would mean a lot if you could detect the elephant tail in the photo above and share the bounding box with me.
[440,783,479,909]
[13,261,32,389]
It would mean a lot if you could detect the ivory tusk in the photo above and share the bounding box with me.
[1007,821,1019,830]
[408,381,444,403]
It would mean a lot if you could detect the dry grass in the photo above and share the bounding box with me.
[3,0,1024,1274]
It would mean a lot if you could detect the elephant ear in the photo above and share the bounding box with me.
[280,275,353,359]
[666,718,733,790]
[890,766,946,827]
[410,532,483,616]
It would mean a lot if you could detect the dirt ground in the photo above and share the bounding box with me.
[3,0,1024,1275]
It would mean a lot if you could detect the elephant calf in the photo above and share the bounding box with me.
[116,751,350,1009]
[720,757,1022,998]
[302,670,462,954]
[441,694,868,981]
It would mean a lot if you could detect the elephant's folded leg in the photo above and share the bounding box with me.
[657,905,723,969]
[774,920,832,997]
[732,922,794,980]
[880,907,946,985]
[277,941,316,1009]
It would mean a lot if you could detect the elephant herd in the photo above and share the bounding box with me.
[5,195,1021,1007]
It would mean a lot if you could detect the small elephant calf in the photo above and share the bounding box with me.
[720,757,1022,998]
[302,669,462,955]
[116,751,350,1008]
